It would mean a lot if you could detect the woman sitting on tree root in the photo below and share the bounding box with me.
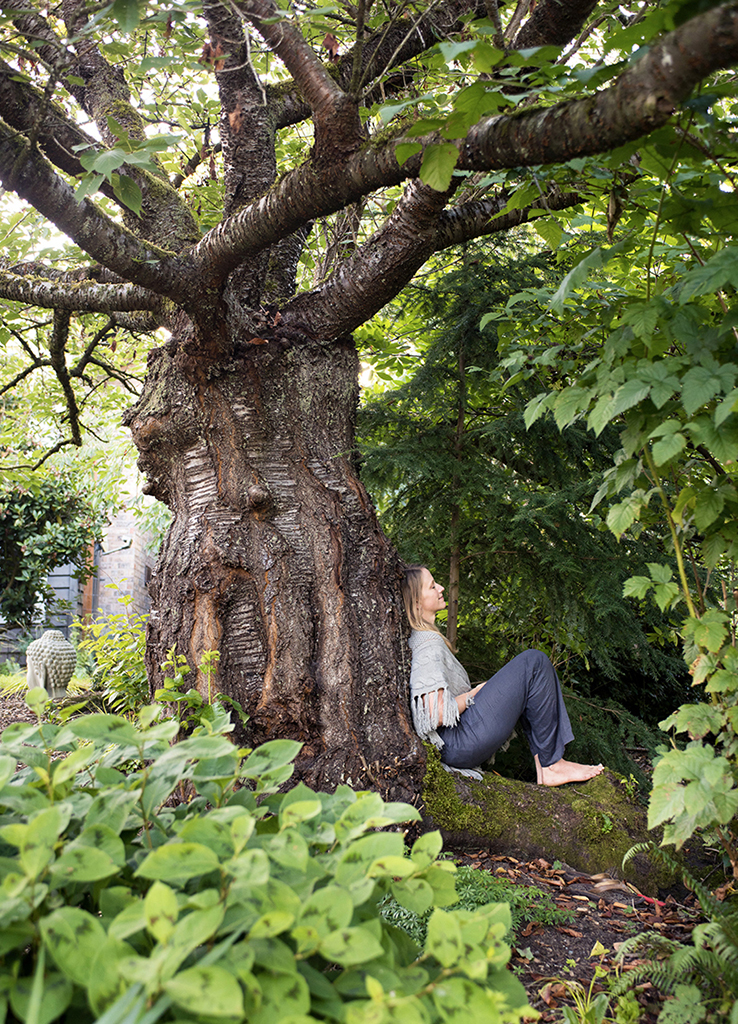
[401,565,604,787]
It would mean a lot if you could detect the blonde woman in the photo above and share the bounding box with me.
[401,565,603,787]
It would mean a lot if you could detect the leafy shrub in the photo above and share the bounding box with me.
[74,589,148,714]
[0,690,536,1024]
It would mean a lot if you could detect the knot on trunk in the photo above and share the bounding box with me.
[247,483,272,512]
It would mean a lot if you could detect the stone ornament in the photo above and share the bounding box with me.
[26,630,76,699]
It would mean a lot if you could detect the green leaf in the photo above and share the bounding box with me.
[651,431,686,466]
[113,174,143,217]
[319,926,384,966]
[144,880,179,943]
[410,830,443,868]
[394,142,422,167]
[241,739,301,779]
[10,972,73,1024]
[135,842,220,883]
[40,907,107,986]
[679,247,738,303]
[391,877,434,915]
[418,143,459,192]
[111,0,142,34]
[164,966,244,1017]
[297,885,353,938]
[425,908,463,966]
[50,845,119,883]
[693,486,725,530]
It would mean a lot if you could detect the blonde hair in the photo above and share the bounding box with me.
[401,565,454,650]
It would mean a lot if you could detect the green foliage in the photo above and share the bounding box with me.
[359,250,689,720]
[75,590,149,715]
[0,474,106,632]
[378,862,573,946]
[0,698,537,1024]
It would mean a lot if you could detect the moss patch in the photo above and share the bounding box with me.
[421,746,674,895]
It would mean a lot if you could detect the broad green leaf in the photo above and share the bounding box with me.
[410,830,443,868]
[144,880,179,943]
[9,973,73,1024]
[241,740,302,779]
[419,143,459,192]
[391,877,434,915]
[693,487,725,530]
[135,842,220,883]
[50,845,118,883]
[40,907,107,986]
[679,247,738,303]
[425,908,463,967]
[19,805,69,880]
[297,885,353,937]
[394,142,422,166]
[113,174,143,217]
[533,219,563,249]
[164,966,244,1017]
[651,431,686,466]
[111,0,142,34]
[319,926,384,966]
[88,936,137,1017]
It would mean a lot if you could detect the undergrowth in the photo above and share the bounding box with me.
[379,862,573,945]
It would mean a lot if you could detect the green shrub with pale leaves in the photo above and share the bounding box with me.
[0,689,534,1024]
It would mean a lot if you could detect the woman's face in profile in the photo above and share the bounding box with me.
[419,567,446,622]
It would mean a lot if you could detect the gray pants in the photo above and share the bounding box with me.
[437,649,574,770]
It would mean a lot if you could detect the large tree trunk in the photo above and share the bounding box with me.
[124,324,425,800]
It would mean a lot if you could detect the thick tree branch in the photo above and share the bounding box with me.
[270,0,491,129]
[282,180,450,337]
[2,0,76,90]
[237,0,345,113]
[238,0,362,160]
[193,1,738,287]
[0,267,173,317]
[512,0,600,47]
[435,189,582,249]
[0,124,197,300]
[0,61,116,194]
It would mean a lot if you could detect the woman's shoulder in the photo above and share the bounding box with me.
[408,629,446,651]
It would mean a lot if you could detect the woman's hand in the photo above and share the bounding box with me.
[455,681,486,713]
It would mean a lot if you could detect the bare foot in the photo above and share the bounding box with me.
[534,755,604,786]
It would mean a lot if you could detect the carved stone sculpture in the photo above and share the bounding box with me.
[26,630,76,699]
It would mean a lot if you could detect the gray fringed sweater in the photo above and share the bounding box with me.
[408,629,471,749]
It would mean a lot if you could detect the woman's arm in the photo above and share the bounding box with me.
[453,680,487,714]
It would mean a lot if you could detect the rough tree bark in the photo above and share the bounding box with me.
[2,1,738,847]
